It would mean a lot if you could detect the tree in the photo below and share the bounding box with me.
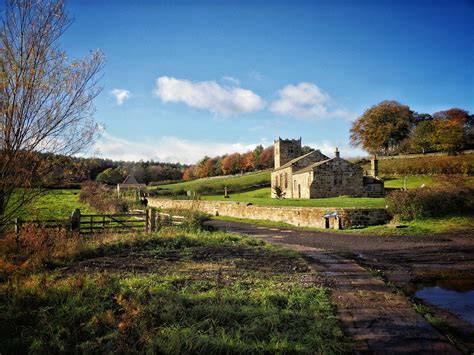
[410,120,436,154]
[0,0,105,230]
[350,101,414,155]
[258,146,274,169]
[240,151,254,172]
[96,168,123,185]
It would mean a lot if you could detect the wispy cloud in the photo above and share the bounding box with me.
[110,88,131,106]
[154,76,265,116]
[90,133,264,164]
[270,82,351,121]
[222,76,240,85]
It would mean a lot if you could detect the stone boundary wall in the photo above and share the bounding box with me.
[148,199,390,229]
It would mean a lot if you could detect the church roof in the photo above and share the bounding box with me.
[274,150,329,172]
[122,174,139,184]
[293,158,334,174]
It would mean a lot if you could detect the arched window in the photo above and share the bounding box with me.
[284,172,288,188]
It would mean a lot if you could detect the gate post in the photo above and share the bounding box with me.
[70,209,81,233]
[148,208,156,232]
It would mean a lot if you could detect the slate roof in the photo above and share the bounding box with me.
[293,158,334,174]
[273,150,329,172]
[122,174,139,184]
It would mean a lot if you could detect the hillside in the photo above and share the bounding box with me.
[153,170,271,196]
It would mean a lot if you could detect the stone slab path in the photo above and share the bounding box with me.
[209,220,460,354]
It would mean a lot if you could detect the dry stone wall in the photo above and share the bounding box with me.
[148,198,390,229]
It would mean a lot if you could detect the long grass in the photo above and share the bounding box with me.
[0,228,348,354]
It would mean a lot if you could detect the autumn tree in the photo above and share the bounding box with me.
[350,101,414,155]
[221,153,241,175]
[410,120,436,154]
[240,151,254,172]
[258,146,274,169]
[0,0,105,229]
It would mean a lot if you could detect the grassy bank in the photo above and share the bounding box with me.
[154,171,271,195]
[0,228,348,353]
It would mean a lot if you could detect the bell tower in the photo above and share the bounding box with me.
[274,137,302,169]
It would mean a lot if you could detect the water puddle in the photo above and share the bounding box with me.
[414,279,474,325]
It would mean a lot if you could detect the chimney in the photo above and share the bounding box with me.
[335,147,340,158]
[371,154,378,177]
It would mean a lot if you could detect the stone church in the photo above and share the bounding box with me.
[271,137,384,199]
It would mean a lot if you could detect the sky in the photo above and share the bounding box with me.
[54,0,473,163]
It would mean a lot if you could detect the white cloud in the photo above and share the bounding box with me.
[111,88,130,106]
[89,133,263,164]
[154,76,264,116]
[270,82,351,121]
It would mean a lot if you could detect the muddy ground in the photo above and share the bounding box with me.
[207,219,474,352]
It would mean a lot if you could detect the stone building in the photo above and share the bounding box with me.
[271,137,384,198]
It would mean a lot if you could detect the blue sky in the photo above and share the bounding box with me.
[58,0,473,163]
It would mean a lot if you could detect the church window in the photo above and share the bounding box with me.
[288,146,294,154]
[275,176,279,186]
[284,172,288,188]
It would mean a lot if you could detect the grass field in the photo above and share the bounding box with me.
[203,187,386,208]
[155,171,271,194]
[16,189,96,220]
[0,228,348,353]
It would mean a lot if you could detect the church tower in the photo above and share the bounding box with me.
[274,137,302,169]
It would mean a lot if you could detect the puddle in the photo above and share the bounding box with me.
[415,279,474,325]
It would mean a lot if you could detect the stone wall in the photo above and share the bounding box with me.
[148,198,390,229]
[309,158,365,198]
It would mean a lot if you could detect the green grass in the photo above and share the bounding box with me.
[202,187,386,208]
[155,171,271,194]
[382,175,435,189]
[17,189,96,220]
[0,228,348,353]
[214,214,474,236]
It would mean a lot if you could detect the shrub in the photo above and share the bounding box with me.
[362,154,474,175]
[162,209,211,230]
[80,181,128,213]
[0,225,81,279]
[386,184,474,220]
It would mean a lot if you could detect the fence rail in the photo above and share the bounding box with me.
[13,208,186,235]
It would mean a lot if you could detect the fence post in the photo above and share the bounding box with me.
[70,209,81,233]
[146,208,156,233]
[145,209,149,233]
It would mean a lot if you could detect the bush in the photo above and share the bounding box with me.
[80,181,128,213]
[362,154,474,175]
[162,209,211,230]
[0,225,81,279]
[386,184,474,220]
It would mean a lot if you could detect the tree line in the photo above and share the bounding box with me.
[350,101,473,155]
[182,145,274,181]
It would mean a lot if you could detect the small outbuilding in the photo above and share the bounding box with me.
[116,174,146,200]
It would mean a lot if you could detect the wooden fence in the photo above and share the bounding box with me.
[13,208,186,235]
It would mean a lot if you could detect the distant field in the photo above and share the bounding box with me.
[16,189,96,220]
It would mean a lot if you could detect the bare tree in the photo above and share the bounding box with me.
[0,0,105,230]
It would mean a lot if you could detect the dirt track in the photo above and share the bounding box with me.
[207,219,474,353]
